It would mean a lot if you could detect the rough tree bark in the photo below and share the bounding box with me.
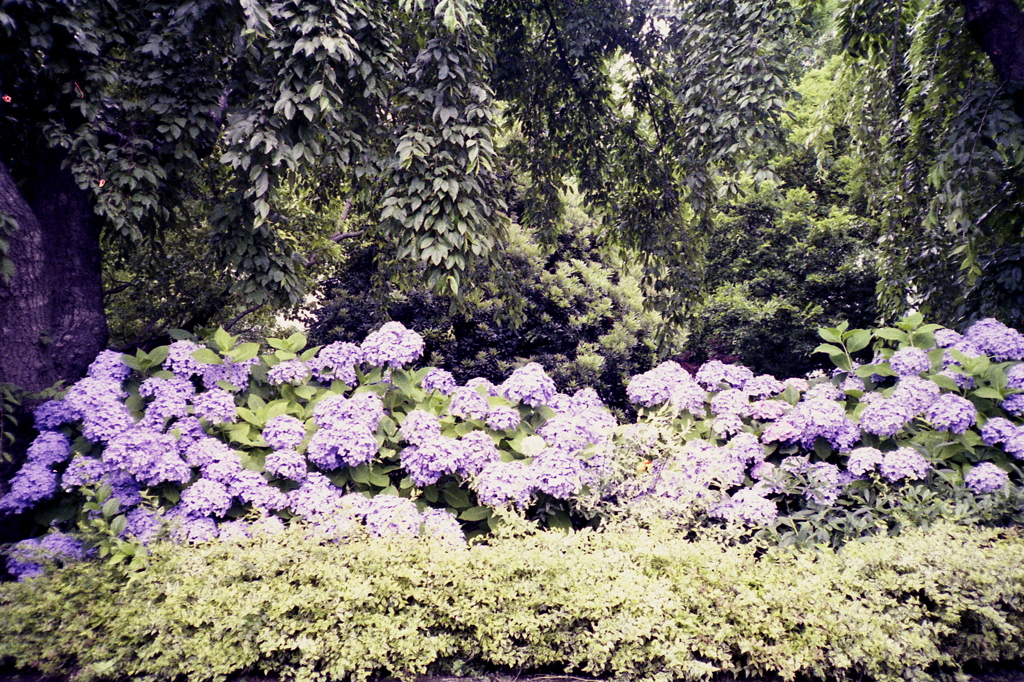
[0,156,108,394]
[959,0,1024,120]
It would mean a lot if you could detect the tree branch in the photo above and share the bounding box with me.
[223,302,265,331]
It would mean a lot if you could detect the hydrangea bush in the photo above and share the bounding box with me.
[4,313,1024,577]
[2,322,619,575]
[605,313,1024,547]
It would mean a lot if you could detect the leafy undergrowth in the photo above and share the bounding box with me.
[2,521,1024,682]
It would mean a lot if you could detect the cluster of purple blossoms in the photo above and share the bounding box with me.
[287,472,347,519]
[458,431,501,476]
[421,368,457,395]
[361,322,425,367]
[0,459,58,514]
[964,318,1024,361]
[87,350,132,382]
[744,375,785,398]
[267,359,312,386]
[761,398,859,451]
[859,397,913,437]
[893,377,942,413]
[934,328,964,348]
[6,532,91,581]
[313,392,385,431]
[841,374,866,393]
[264,448,308,481]
[627,361,692,407]
[164,340,206,379]
[401,436,467,487]
[179,478,233,517]
[420,508,466,545]
[63,377,132,443]
[32,399,78,430]
[26,431,72,467]
[1002,394,1024,417]
[309,342,363,384]
[262,415,306,450]
[485,405,520,431]
[964,462,1010,494]
[879,448,931,482]
[889,347,932,376]
[167,510,220,544]
[124,507,164,544]
[532,451,592,499]
[192,389,238,424]
[501,363,557,407]
[925,394,977,434]
[713,413,745,437]
[448,386,490,421]
[981,417,1019,446]
[307,420,377,469]
[537,415,602,455]
[669,381,708,415]
[804,382,844,402]
[362,494,423,536]
[472,460,536,508]
[399,410,442,445]
[714,489,778,526]
[750,399,789,421]
[726,432,764,464]
[199,359,257,391]
[846,447,884,476]
[228,469,287,511]
[102,428,191,487]
[695,360,753,389]
[805,462,842,506]
[710,389,752,417]
[139,377,194,429]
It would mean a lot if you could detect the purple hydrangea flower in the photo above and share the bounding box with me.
[485,405,521,431]
[880,448,931,482]
[420,508,465,545]
[804,382,844,401]
[422,368,457,395]
[713,413,745,437]
[87,349,132,382]
[745,375,785,398]
[200,359,257,391]
[228,469,287,511]
[399,410,442,445]
[726,432,764,464]
[307,421,378,469]
[761,398,859,451]
[889,347,932,376]
[0,461,58,514]
[473,460,536,508]
[401,436,467,487]
[859,398,913,437]
[124,507,163,544]
[934,329,964,348]
[180,478,233,517]
[846,447,884,475]
[164,340,205,379]
[64,377,133,443]
[981,417,1019,446]
[263,448,308,481]
[627,361,692,406]
[363,495,422,536]
[61,455,108,489]
[841,374,866,393]
[785,378,810,392]
[33,399,79,430]
[102,428,192,486]
[805,462,842,506]
[262,415,306,450]
[750,399,789,421]
[167,510,220,544]
[537,415,601,455]
[309,341,363,384]
[964,318,1024,361]
[458,431,501,476]
[531,451,590,499]
[710,389,752,416]
[718,489,778,525]
[964,462,1010,494]
[361,322,425,367]
[7,532,91,581]
[185,437,234,468]
[750,460,777,481]
[287,472,345,518]
[313,392,385,431]
[170,416,207,455]
[448,386,490,421]
[26,431,71,467]
[192,389,237,424]
[501,363,557,408]
[267,359,312,386]
[569,388,605,413]
[465,377,498,395]
[139,377,194,429]
[892,377,942,414]
[939,369,975,389]
[1002,394,1024,416]
[926,394,977,434]
[668,381,708,415]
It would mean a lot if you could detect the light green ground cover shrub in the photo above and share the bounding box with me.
[1,521,1023,682]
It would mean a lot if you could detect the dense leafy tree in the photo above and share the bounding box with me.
[821,0,1024,327]
[0,0,800,396]
[308,206,678,414]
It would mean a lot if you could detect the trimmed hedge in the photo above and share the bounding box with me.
[1,522,1023,682]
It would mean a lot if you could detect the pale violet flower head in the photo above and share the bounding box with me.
[805,462,842,506]
[421,368,457,395]
[627,361,691,407]
[192,389,237,424]
[458,431,501,476]
[263,448,308,481]
[262,415,306,450]
[32,399,79,430]
[401,435,467,487]
[889,347,932,376]
[695,360,753,389]
[761,398,859,452]
[363,495,423,536]
[473,460,536,508]
[715,489,777,526]
[981,417,1019,446]
[448,386,490,421]
[892,377,941,414]
[361,321,425,367]
[710,389,752,417]
[964,318,1024,362]
[266,359,312,386]
[306,421,378,469]
[87,350,132,382]
[879,448,931,482]
[531,451,591,499]
[6,532,91,581]
[1002,394,1024,417]
[309,341,363,384]
[179,478,233,517]
[313,392,384,431]
[485,405,521,432]
[25,432,71,467]
[744,375,785,398]
[846,447,884,476]
[859,398,913,437]
[500,363,557,408]
[420,508,465,546]
[200,359,256,391]
[926,393,977,434]
[164,340,205,379]
[0,461,58,514]
[964,462,1009,494]
[399,410,442,445]
[102,428,191,486]
[933,328,963,348]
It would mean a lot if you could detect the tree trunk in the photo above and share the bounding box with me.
[959,0,1024,120]
[0,155,108,394]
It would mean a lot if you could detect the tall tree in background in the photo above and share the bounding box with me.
[823,0,1024,327]
[0,0,799,394]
